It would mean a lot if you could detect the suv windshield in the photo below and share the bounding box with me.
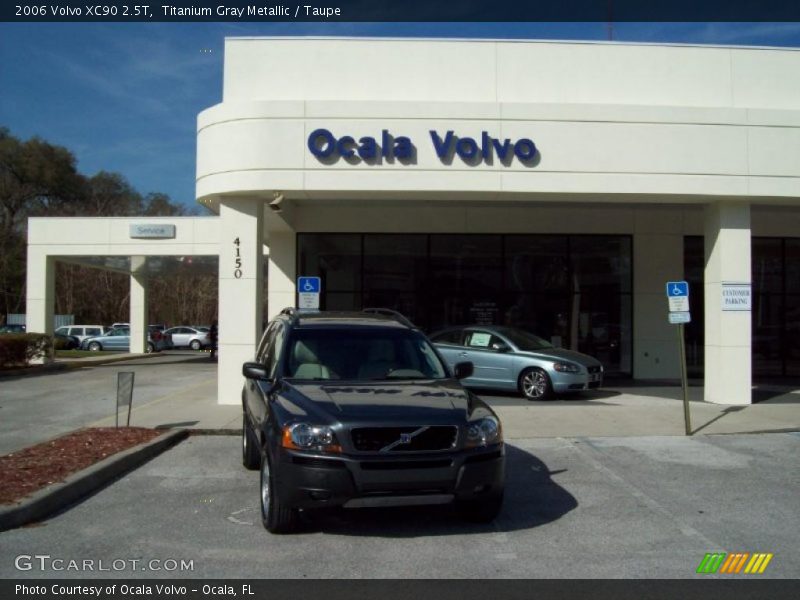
[284,328,448,380]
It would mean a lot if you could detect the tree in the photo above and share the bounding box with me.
[0,128,84,316]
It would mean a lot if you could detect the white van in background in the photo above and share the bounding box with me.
[54,325,106,342]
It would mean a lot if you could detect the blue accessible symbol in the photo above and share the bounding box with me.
[666,281,689,297]
[297,277,321,294]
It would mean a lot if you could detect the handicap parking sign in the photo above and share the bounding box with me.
[666,281,689,314]
[666,281,689,298]
[298,277,321,294]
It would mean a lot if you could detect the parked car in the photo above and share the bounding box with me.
[54,325,106,342]
[148,325,173,350]
[163,326,211,350]
[54,332,81,350]
[0,324,26,333]
[241,308,505,533]
[430,325,604,400]
[80,327,170,353]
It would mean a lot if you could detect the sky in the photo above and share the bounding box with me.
[1,21,799,211]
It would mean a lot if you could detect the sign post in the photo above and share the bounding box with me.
[666,281,692,436]
[116,371,135,428]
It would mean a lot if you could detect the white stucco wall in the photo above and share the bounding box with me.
[197,38,800,205]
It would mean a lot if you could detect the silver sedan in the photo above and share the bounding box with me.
[163,326,211,350]
[431,325,603,400]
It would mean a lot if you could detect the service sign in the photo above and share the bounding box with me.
[129,224,176,239]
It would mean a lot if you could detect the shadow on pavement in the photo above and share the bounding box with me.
[296,444,577,537]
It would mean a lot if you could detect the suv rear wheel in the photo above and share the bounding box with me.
[260,448,297,533]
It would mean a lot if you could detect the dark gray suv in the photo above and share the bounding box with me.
[241,308,505,533]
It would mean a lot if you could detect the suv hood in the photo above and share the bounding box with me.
[283,379,473,424]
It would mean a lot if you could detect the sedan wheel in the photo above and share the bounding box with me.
[88,341,101,352]
[260,448,297,533]
[190,339,202,351]
[145,342,155,354]
[519,367,553,401]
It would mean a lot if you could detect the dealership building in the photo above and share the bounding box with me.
[26,37,800,406]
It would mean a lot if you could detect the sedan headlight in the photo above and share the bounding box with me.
[465,416,502,448]
[281,422,341,453]
[553,362,580,373]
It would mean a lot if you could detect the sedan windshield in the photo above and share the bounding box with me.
[285,328,448,380]
[500,328,554,351]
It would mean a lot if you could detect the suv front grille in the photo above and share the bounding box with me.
[351,426,458,452]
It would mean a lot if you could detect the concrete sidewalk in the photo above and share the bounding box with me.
[86,371,800,438]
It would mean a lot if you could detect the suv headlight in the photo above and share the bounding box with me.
[553,362,580,373]
[281,422,341,453]
[465,416,502,448]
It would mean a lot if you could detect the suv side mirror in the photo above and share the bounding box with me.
[491,342,510,353]
[453,361,474,380]
[243,362,270,380]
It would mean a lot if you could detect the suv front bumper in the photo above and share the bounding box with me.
[272,444,505,510]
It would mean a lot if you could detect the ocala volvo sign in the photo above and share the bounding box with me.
[307,129,537,164]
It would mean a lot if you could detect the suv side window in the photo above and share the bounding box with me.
[258,321,285,378]
[265,326,285,378]
[256,322,277,363]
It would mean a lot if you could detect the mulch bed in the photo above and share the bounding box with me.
[0,427,162,505]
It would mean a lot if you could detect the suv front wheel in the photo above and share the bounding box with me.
[260,448,297,533]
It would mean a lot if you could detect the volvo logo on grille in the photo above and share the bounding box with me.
[380,427,429,453]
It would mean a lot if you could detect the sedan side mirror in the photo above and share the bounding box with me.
[453,361,474,380]
[243,362,270,380]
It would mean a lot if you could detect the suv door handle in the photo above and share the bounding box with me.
[459,351,468,357]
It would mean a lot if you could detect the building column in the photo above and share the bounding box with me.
[267,231,296,320]
[129,257,148,353]
[632,212,684,379]
[25,247,55,364]
[218,198,264,406]
[704,201,752,405]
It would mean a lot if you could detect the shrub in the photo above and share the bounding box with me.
[0,333,52,367]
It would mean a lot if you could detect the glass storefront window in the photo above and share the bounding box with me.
[297,234,361,292]
[297,233,633,375]
[684,236,800,378]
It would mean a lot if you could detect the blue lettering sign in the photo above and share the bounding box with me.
[308,129,537,165]
[308,128,336,158]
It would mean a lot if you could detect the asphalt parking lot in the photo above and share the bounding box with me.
[0,352,218,454]
[1,433,798,579]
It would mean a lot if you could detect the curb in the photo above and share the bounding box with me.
[0,429,188,532]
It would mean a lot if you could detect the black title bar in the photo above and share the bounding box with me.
[3,0,800,22]
[4,580,800,600]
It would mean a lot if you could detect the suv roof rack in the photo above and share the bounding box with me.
[362,308,415,329]
[279,306,301,325]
